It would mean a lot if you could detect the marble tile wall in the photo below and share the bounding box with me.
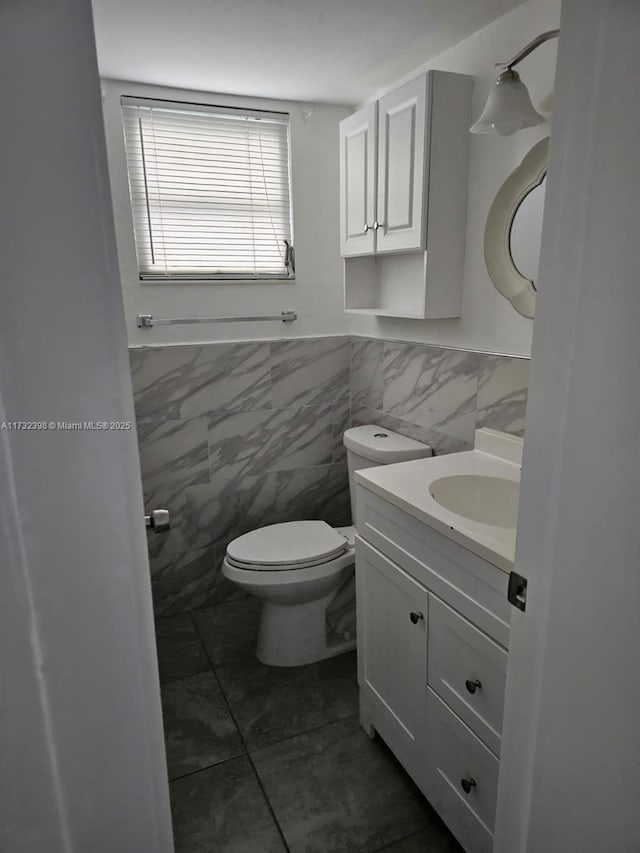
[130,337,351,617]
[350,337,530,455]
[131,334,529,616]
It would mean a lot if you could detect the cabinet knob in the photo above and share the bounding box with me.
[409,611,424,624]
[465,679,482,694]
[460,777,477,795]
[364,224,370,232]
[373,220,383,230]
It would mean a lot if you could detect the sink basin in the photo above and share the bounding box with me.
[429,474,519,529]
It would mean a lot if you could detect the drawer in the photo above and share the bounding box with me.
[428,595,507,755]
[425,688,498,853]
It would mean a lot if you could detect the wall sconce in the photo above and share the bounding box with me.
[470,29,559,136]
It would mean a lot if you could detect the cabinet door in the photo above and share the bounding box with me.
[339,104,376,257]
[356,538,428,756]
[376,75,428,253]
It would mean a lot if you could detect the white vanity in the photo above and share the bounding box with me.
[354,429,523,853]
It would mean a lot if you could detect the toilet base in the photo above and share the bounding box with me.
[256,589,356,667]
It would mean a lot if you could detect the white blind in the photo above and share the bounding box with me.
[121,97,293,280]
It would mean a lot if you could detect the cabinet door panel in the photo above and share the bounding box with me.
[339,104,376,257]
[356,538,428,747]
[385,103,416,231]
[377,75,428,253]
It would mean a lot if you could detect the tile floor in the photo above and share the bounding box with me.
[156,596,463,853]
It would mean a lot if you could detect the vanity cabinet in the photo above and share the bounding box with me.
[355,486,511,853]
[339,70,472,318]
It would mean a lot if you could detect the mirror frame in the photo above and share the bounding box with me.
[484,136,549,319]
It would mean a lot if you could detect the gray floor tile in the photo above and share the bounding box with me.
[170,755,286,853]
[252,716,432,853]
[192,596,260,667]
[161,672,245,780]
[375,824,463,852]
[217,651,358,751]
[155,613,210,684]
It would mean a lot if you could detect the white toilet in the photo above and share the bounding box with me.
[221,425,432,666]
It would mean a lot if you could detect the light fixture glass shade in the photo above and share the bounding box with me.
[538,92,553,114]
[470,70,546,136]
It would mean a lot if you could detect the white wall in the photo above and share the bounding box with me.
[496,1,640,849]
[104,0,559,357]
[102,79,351,346]
[350,0,560,356]
[0,1,173,849]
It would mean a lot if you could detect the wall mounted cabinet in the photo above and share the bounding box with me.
[339,70,472,318]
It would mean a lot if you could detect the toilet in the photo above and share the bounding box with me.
[221,425,432,666]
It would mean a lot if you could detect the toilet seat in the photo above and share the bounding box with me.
[226,520,349,571]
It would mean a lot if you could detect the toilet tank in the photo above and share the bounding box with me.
[343,425,433,528]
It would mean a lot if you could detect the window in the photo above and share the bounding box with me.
[121,97,294,281]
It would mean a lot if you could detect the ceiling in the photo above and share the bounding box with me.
[91,0,525,105]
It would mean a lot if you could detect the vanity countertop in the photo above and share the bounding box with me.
[355,429,522,573]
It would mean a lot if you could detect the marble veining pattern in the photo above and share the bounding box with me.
[351,336,529,456]
[215,652,358,751]
[154,613,210,684]
[132,335,528,615]
[133,337,352,616]
[350,404,472,457]
[382,342,482,443]
[183,474,278,551]
[138,416,209,514]
[351,338,385,410]
[379,827,463,852]
[274,463,351,527]
[251,716,433,853]
[157,609,462,853]
[149,544,233,618]
[208,403,335,478]
[191,597,261,668]
[130,342,272,420]
[331,399,351,464]
[170,756,287,853]
[161,671,244,780]
[270,336,350,407]
[476,355,530,436]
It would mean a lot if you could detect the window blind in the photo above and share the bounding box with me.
[121,97,294,280]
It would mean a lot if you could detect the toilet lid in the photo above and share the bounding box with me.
[226,520,348,570]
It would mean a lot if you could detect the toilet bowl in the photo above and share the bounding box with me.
[221,425,433,667]
[222,520,355,667]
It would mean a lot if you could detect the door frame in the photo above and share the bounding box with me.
[0,1,173,850]
[495,2,640,850]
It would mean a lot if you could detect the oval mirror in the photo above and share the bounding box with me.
[484,137,549,318]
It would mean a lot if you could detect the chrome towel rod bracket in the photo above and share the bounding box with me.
[137,310,297,328]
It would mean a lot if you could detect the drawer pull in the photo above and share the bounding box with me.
[461,777,477,795]
[409,611,424,624]
[465,678,482,694]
